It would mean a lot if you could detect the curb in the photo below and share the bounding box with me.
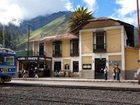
[9,80,140,91]
[13,78,138,83]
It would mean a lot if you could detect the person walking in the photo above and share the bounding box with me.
[104,66,108,80]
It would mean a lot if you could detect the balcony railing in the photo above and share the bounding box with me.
[93,43,106,53]
[53,50,62,57]
[70,49,79,56]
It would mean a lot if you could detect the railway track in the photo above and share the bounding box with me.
[0,93,139,105]
[0,83,140,105]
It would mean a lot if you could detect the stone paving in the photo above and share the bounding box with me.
[1,83,140,105]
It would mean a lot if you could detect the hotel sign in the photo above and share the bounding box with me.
[17,56,52,61]
[17,56,48,61]
[17,57,26,61]
[82,64,92,70]
[27,57,38,60]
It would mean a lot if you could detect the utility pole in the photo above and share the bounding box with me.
[136,0,140,61]
[27,24,31,57]
[137,0,140,50]
[2,25,5,48]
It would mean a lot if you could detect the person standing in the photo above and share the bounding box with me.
[22,69,26,78]
[104,66,108,80]
[136,68,140,84]
[34,67,39,78]
[114,65,121,81]
[113,67,116,80]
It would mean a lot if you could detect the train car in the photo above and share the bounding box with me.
[0,48,16,83]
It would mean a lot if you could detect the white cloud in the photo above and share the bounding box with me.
[111,0,137,26]
[83,0,98,12]
[63,0,74,11]
[115,0,136,16]
[0,0,22,25]
[0,0,73,25]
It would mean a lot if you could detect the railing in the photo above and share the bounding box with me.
[39,52,44,56]
[70,49,79,56]
[93,43,106,53]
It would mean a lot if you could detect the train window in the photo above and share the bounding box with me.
[0,55,2,64]
[4,55,14,65]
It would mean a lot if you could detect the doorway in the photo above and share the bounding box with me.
[73,61,79,72]
[54,61,61,72]
[95,58,106,79]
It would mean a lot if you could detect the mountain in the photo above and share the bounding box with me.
[19,11,73,35]
[17,11,73,50]
[0,11,73,50]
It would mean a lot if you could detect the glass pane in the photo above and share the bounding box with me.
[73,61,79,72]
[4,55,14,65]
[39,43,44,55]
[0,55,2,64]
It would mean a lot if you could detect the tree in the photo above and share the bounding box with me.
[69,7,93,31]
[0,24,19,50]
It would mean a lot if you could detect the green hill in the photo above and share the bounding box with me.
[17,15,71,50]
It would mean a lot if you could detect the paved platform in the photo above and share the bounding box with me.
[12,78,140,90]
[13,77,138,83]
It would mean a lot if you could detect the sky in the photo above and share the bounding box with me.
[0,0,138,26]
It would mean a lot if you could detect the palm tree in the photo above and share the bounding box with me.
[69,7,93,31]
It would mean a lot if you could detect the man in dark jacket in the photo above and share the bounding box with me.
[114,65,121,81]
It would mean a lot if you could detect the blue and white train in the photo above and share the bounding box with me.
[0,48,16,83]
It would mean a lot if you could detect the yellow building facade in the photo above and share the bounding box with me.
[31,18,139,79]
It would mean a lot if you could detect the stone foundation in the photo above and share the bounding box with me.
[80,70,94,79]
[125,70,136,80]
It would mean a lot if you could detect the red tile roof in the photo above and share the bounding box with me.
[31,33,78,42]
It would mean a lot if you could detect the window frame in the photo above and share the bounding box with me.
[70,39,79,56]
[4,55,15,66]
[39,42,44,56]
[53,41,62,57]
[93,31,106,52]
[0,55,3,65]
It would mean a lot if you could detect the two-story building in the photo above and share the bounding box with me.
[17,17,139,79]
[31,33,79,77]
[79,18,139,79]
